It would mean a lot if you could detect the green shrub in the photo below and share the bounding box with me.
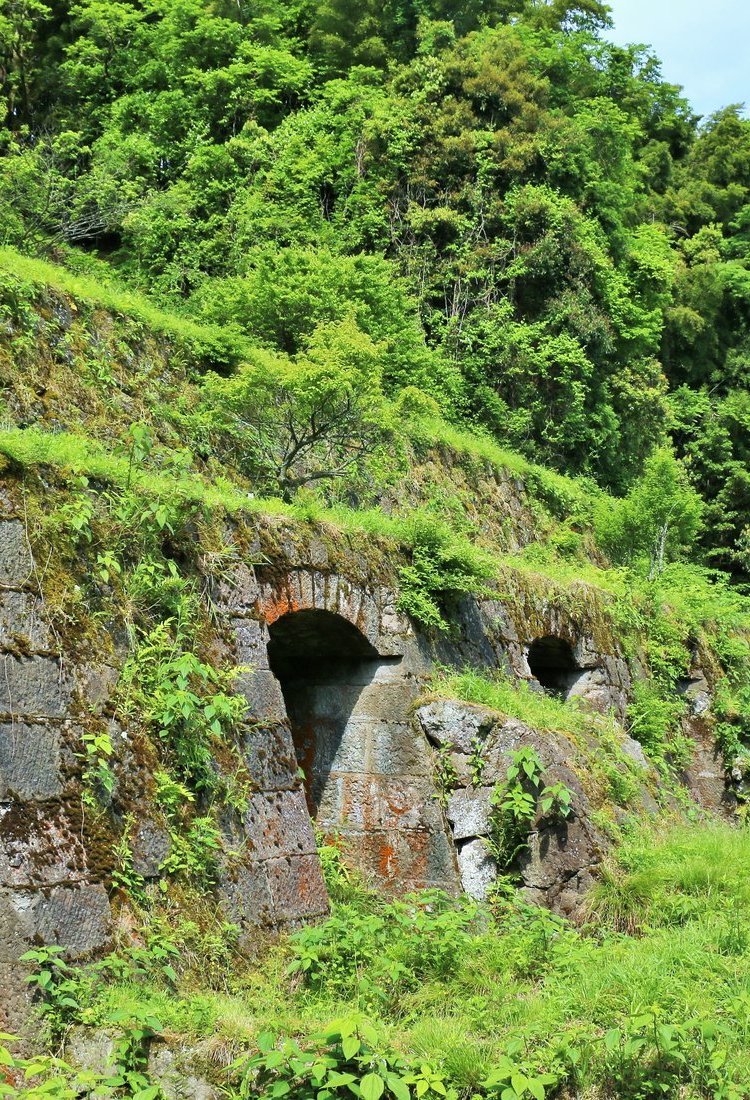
[626,681,690,769]
[396,512,495,631]
[234,1018,451,1100]
[119,620,246,793]
[289,891,477,1011]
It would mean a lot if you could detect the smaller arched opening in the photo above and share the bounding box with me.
[527,635,578,697]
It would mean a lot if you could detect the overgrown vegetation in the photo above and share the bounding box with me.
[7,823,750,1098]
[1,0,750,573]
[2,0,750,1095]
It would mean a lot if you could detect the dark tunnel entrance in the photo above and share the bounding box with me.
[267,610,395,816]
[527,635,579,697]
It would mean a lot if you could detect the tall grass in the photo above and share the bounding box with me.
[0,247,253,366]
[432,666,592,737]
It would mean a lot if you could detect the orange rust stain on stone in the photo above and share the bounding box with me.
[261,592,302,625]
[378,840,397,880]
[385,795,406,819]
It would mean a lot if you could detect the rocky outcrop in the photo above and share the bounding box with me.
[415,699,657,913]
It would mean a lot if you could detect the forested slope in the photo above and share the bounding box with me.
[2,2,750,1099]
[1,0,749,571]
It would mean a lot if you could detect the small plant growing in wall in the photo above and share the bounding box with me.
[487,748,573,872]
[539,781,573,819]
[20,946,86,1044]
[153,770,223,889]
[469,735,485,788]
[104,1005,163,1098]
[434,743,459,807]
[79,728,115,809]
[111,817,147,904]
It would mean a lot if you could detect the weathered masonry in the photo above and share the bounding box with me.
[0,499,721,1034]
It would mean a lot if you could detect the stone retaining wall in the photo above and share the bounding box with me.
[0,493,725,1033]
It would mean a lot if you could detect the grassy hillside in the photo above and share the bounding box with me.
[2,1,750,1095]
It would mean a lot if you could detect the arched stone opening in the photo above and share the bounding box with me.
[528,635,578,696]
[267,609,392,815]
[266,607,458,894]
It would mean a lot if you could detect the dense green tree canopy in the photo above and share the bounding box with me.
[1,0,748,573]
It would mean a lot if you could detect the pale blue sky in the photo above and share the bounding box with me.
[605,0,749,119]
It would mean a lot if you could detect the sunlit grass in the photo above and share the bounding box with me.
[431,666,593,737]
[0,246,253,366]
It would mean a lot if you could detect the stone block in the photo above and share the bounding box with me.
[66,1028,116,1076]
[235,669,287,721]
[231,617,270,670]
[2,883,112,960]
[0,656,70,718]
[307,681,417,724]
[415,700,496,754]
[0,721,62,800]
[0,887,32,967]
[482,720,577,781]
[567,668,622,715]
[33,883,112,958]
[75,664,121,712]
[241,722,299,791]
[212,563,260,616]
[366,721,433,778]
[148,1045,220,1100]
[266,853,329,922]
[311,721,369,776]
[243,789,317,861]
[0,522,34,588]
[0,960,32,1034]
[217,859,275,932]
[0,888,35,1034]
[339,828,459,894]
[324,659,406,688]
[520,815,604,892]
[354,680,420,720]
[379,590,412,638]
[572,636,602,670]
[0,803,88,887]
[619,734,649,770]
[131,819,171,879]
[456,838,497,901]
[446,787,493,841]
[317,774,443,833]
[304,717,432,780]
[0,590,52,651]
[286,682,361,725]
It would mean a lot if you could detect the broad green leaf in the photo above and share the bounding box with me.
[360,1072,385,1100]
[342,1036,361,1060]
[386,1073,411,1100]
